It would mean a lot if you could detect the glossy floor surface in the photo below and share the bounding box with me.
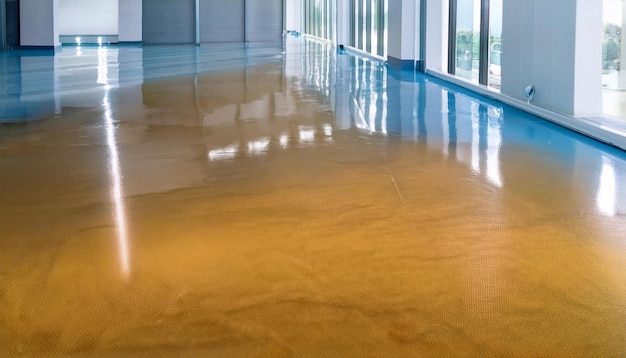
[1,38,626,357]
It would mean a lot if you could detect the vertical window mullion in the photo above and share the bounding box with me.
[448,0,458,74]
[305,0,314,34]
[313,0,320,36]
[378,0,385,56]
[326,0,329,39]
[321,0,324,39]
[329,0,333,41]
[305,0,308,34]
[419,0,427,71]
[479,0,490,85]
[310,0,314,35]
[358,0,364,49]
[364,0,368,52]
[371,0,377,54]
[320,0,323,38]
[350,0,356,46]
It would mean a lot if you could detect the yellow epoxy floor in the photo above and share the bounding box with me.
[1,41,626,356]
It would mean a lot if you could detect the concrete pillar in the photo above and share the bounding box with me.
[20,0,60,48]
[573,0,602,116]
[424,0,448,72]
[118,0,142,43]
[336,0,350,46]
[501,0,602,117]
[387,0,418,69]
[286,0,302,33]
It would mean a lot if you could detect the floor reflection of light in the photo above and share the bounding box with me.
[442,90,450,156]
[486,123,503,188]
[100,48,131,278]
[369,93,377,132]
[248,138,271,156]
[471,103,480,173]
[323,124,333,142]
[279,134,289,149]
[353,97,369,131]
[208,145,239,161]
[469,102,503,187]
[97,47,110,89]
[104,93,131,278]
[299,126,316,145]
[381,68,388,134]
[323,124,333,137]
[597,155,617,216]
[208,127,333,161]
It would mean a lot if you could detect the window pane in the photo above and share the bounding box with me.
[371,0,378,54]
[382,0,388,57]
[455,0,481,82]
[603,0,626,119]
[488,0,502,89]
[360,0,366,50]
[350,0,385,56]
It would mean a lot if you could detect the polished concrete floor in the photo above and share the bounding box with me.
[1,38,626,357]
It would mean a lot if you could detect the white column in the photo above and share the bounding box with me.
[20,0,60,48]
[573,0,602,116]
[387,0,402,60]
[336,0,350,46]
[118,0,142,42]
[285,0,302,33]
[387,0,417,68]
[424,0,448,72]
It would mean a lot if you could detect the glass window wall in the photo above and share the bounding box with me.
[304,0,333,41]
[448,0,501,90]
[350,0,387,58]
[603,0,626,119]
[454,0,480,82]
[488,0,502,89]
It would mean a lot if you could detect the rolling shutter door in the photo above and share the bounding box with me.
[245,0,283,42]
[199,0,244,43]
[143,0,195,44]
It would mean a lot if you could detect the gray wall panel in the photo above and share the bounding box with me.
[199,0,244,43]
[245,0,283,42]
[143,0,194,44]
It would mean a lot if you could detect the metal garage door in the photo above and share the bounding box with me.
[199,0,244,43]
[143,0,195,44]
[245,0,283,42]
